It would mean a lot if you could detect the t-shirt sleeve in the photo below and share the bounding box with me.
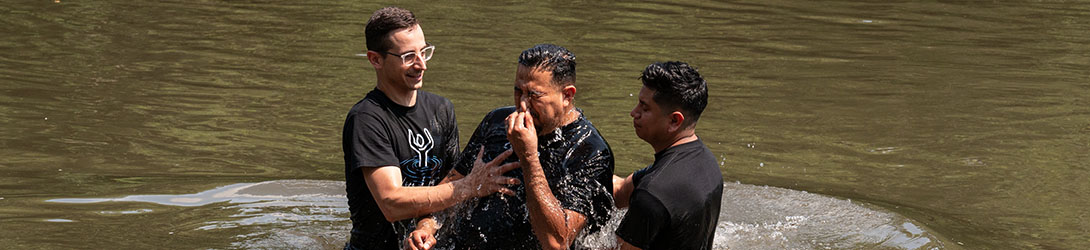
[553,142,614,233]
[349,111,400,169]
[615,189,668,249]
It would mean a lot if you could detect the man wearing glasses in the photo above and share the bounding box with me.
[343,7,521,250]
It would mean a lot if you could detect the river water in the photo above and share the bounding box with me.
[2,1,1088,249]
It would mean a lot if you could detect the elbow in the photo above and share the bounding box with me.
[542,241,567,250]
[376,198,412,222]
[539,235,572,250]
[381,211,399,223]
[376,203,399,222]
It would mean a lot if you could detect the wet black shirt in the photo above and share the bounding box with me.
[342,89,459,249]
[442,106,615,249]
[615,139,723,250]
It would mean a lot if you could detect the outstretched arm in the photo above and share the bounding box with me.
[364,148,520,222]
[613,174,635,208]
[507,110,587,249]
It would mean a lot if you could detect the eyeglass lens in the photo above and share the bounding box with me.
[402,46,434,66]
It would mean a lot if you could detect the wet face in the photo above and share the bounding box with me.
[630,86,672,145]
[376,24,428,91]
[514,65,573,136]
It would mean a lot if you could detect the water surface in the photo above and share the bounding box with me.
[2,0,1088,249]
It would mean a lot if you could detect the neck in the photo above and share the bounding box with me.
[653,131,697,153]
[376,82,417,107]
[538,107,580,136]
[560,107,579,127]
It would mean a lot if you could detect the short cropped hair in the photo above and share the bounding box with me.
[518,44,576,87]
[640,61,708,126]
[365,7,418,54]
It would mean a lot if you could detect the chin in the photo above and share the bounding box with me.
[634,129,649,142]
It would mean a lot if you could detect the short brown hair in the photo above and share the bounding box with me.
[365,7,419,53]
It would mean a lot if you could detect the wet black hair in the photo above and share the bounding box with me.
[365,7,418,54]
[518,44,576,87]
[640,61,708,126]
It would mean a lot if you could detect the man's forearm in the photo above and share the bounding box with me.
[370,180,474,222]
[522,157,586,249]
[613,174,635,208]
[364,166,475,222]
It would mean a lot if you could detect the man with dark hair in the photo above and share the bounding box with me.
[343,7,521,250]
[409,44,615,250]
[612,61,723,250]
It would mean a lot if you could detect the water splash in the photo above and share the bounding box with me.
[45,180,955,249]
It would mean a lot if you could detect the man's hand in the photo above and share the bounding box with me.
[405,228,436,250]
[506,110,538,160]
[458,146,522,198]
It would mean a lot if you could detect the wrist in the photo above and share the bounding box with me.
[520,152,540,165]
[450,179,472,200]
[418,218,439,233]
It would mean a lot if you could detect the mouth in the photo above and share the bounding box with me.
[406,72,423,83]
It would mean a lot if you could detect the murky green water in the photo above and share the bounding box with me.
[2,0,1088,249]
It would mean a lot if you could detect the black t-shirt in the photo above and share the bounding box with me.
[615,139,723,250]
[439,106,615,249]
[342,88,459,249]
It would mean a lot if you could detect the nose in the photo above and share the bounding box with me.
[630,106,638,118]
[412,55,427,71]
[517,95,529,112]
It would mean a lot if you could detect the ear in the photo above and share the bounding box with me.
[366,51,384,69]
[668,111,686,132]
[562,85,577,105]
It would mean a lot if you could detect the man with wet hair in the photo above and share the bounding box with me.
[612,62,723,250]
[343,7,521,250]
[409,44,615,250]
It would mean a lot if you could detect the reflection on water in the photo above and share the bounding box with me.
[48,180,349,249]
[2,0,1089,249]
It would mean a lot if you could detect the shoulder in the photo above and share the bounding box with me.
[572,115,613,153]
[417,91,453,106]
[638,143,722,197]
[488,106,516,116]
[348,97,385,119]
[483,106,517,122]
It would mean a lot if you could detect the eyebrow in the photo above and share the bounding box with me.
[396,42,431,54]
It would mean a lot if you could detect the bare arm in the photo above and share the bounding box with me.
[523,156,588,249]
[507,111,587,249]
[363,148,519,222]
[613,174,635,208]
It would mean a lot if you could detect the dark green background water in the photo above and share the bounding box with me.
[2,1,1087,249]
